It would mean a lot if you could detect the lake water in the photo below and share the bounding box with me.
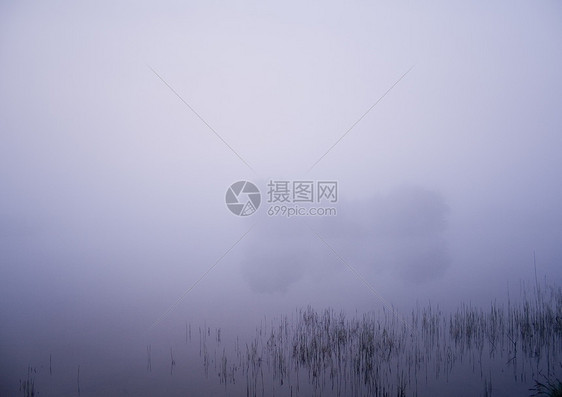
[9,284,562,397]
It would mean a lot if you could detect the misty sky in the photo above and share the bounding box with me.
[1,0,562,389]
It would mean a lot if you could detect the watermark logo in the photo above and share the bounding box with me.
[226,180,338,217]
[225,181,261,216]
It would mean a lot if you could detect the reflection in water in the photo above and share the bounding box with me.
[16,283,562,396]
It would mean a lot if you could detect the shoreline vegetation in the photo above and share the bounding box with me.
[193,281,561,397]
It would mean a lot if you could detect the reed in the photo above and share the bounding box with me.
[191,281,562,396]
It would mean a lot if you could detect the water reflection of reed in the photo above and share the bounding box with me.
[196,282,562,396]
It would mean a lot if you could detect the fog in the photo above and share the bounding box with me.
[1,1,561,395]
